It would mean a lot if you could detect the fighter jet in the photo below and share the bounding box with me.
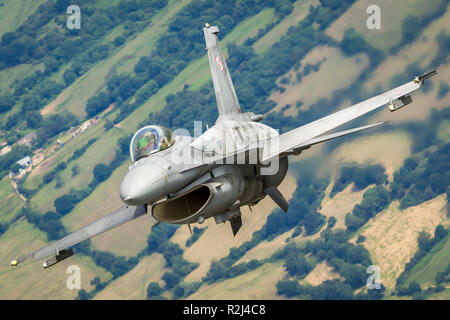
[11,24,436,268]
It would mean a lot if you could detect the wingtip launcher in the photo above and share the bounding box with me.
[388,70,437,112]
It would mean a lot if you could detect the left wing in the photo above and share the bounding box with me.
[11,205,158,268]
[262,70,437,162]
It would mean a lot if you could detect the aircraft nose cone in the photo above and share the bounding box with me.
[120,164,168,205]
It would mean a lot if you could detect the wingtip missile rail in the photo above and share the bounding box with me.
[388,70,437,112]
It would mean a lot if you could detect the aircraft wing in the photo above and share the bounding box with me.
[262,70,437,162]
[203,24,241,115]
[11,205,158,268]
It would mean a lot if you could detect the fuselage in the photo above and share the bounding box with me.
[119,120,288,224]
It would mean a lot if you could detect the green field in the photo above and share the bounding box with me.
[0,177,24,223]
[0,0,46,38]
[405,233,450,287]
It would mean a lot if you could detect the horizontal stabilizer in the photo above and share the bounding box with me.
[265,186,289,213]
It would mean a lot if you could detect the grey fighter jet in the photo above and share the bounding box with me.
[11,24,436,268]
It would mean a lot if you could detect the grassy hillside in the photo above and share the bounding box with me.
[0,0,448,300]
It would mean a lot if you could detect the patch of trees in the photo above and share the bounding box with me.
[435,263,450,286]
[185,226,206,247]
[68,138,97,162]
[310,0,356,30]
[0,222,10,237]
[35,113,78,147]
[430,31,450,70]
[340,28,383,64]
[0,93,15,113]
[23,207,66,241]
[391,142,450,209]
[396,225,448,290]
[0,144,32,177]
[438,81,449,99]
[158,241,198,291]
[203,259,263,284]
[41,161,66,185]
[307,230,371,288]
[147,282,164,299]
[345,185,390,231]
[331,164,387,197]
[173,281,202,299]
[277,279,355,300]
[283,252,313,278]
[391,1,448,54]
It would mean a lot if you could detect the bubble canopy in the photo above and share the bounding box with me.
[130,125,174,162]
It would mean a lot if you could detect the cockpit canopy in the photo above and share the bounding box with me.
[130,125,174,162]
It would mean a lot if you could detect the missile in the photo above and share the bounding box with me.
[388,95,413,112]
[42,248,74,269]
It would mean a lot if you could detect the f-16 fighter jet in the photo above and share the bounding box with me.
[11,24,436,268]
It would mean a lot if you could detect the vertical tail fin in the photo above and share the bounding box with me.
[203,24,241,115]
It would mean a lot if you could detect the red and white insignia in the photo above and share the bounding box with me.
[215,56,224,71]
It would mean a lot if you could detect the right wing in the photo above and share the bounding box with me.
[262,70,437,162]
[11,205,158,268]
[203,24,241,116]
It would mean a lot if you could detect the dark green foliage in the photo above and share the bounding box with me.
[37,211,66,240]
[36,113,78,147]
[356,235,366,243]
[327,216,336,229]
[146,223,178,253]
[54,194,78,215]
[113,35,126,47]
[185,227,206,247]
[25,111,43,129]
[147,282,163,298]
[63,70,77,86]
[90,250,138,279]
[345,186,390,231]
[284,253,313,277]
[162,272,181,289]
[90,276,107,292]
[68,138,97,162]
[435,264,450,285]
[172,282,202,299]
[277,278,355,300]
[331,164,387,197]
[77,289,90,300]
[438,81,449,99]
[340,28,367,56]
[396,225,448,289]
[71,164,80,177]
[86,92,111,117]
[0,92,15,112]
[93,163,112,182]
[0,222,10,236]
[391,143,450,209]
[276,280,301,297]
[203,260,227,283]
